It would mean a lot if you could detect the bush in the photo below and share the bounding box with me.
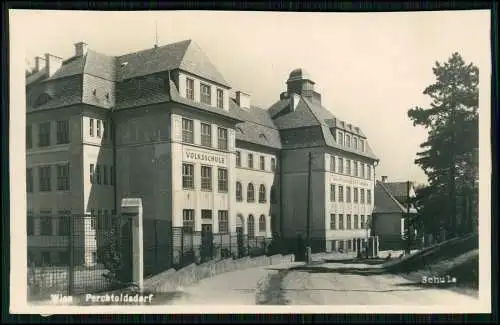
[96,222,123,286]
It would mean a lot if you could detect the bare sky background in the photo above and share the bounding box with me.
[17,10,490,185]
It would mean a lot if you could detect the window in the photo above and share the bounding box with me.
[186,78,194,100]
[354,215,359,229]
[361,163,365,178]
[200,83,211,105]
[271,158,276,171]
[218,168,228,192]
[110,166,115,185]
[346,159,351,175]
[259,215,266,232]
[102,121,107,140]
[345,134,351,147]
[218,211,229,233]
[90,164,95,184]
[337,131,343,146]
[56,120,69,144]
[338,185,344,202]
[97,120,101,138]
[95,165,101,184]
[354,188,359,203]
[360,215,365,229]
[270,186,277,204]
[354,137,358,150]
[89,118,94,137]
[27,168,33,193]
[360,139,365,152]
[217,127,228,150]
[339,214,344,230]
[183,210,195,233]
[41,251,51,265]
[367,165,371,179]
[27,212,34,236]
[330,184,336,202]
[360,189,365,204]
[92,252,97,264]
[236,181,243,201]
[26,125,32,149]
[330,155,336,172]
[236,151,241,167]
[247,183,255,202]
[103,210,110,229]
[216,89,224,109]
[338,157,343,174]
[248,154,254,169]
[347,215,352,229]
[201,123,212,147]
[354,161,359,177]
[39,166,51,192]
[367,190,372,204]
[103,165,108,185]
[182,118,194,144]
[330,214,336,230]
[40,212,52,236]
[346,186,351,203]
[347,240,352,250]
[38,122,51,147]
[182,163,195,189]
[260,156,265,170]
[58,211,70,236]
[247,215,255,238]
[258,184,266,203]
[90,210,96,230]
[202,210,212,220]
[56,163,70,191]
[201,166,212,191]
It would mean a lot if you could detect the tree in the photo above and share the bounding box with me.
[408,52,478,238]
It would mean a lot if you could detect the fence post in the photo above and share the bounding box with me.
[154,220,158,273]
[68,214,74,295]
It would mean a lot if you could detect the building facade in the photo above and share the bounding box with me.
[26,40,379,266]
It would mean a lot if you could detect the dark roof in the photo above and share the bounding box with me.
[373,181,418,214]
[115,40,229,86]
[229,100,281,149]
[383,182,415,199]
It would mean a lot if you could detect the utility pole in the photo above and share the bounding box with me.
[406,180,411,255]
[306,152,312,264]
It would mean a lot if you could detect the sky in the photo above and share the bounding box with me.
[13,10,491,185]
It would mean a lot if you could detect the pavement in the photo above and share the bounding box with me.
[160,259,479,306]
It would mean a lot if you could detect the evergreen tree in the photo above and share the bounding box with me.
[408,52,479,238]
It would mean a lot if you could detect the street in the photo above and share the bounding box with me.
[161,261,478,305]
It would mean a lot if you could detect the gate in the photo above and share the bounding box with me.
[201,224,214,262]
[295,234,306,262]
[120,216,133,283]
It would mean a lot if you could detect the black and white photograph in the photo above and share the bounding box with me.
[8,9,491,314]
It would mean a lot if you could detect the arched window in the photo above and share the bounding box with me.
[247,183,255,202]
[247,215,255,238]
[236,181,243,201]
[270,186,277,204]
[259,215,266,232]
[271,158,276,171]
[258,184,266,203]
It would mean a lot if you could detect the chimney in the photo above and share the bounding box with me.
[74,42,88,57]
[44,53,63,77]
[236,91,251,110]
[290,93,300,112]
[35,56,46,72]
[381,176,388,183]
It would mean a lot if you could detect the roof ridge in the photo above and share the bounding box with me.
[378,181,407,213]
[117,39,191,59]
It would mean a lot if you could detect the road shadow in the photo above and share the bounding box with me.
[288,265,387,276]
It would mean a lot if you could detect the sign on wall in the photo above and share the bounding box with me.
[184,149,227,166]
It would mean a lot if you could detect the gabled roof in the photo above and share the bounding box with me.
[383,181,415,200]
[115,40,229,86]
[374,180,418,214]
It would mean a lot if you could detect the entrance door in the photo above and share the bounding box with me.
[201,224,213,262]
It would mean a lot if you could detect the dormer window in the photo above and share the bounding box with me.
[216,89,224,108]
[337,131,344,146]
[200,83,211,105]
[345,134,351,148]
[360,139,365,152]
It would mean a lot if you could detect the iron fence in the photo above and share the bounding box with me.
[27,214,125,299]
